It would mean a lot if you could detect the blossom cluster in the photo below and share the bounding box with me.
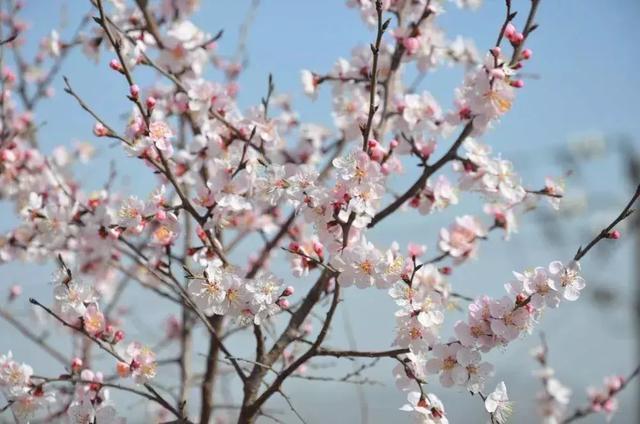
[0,0,628,422]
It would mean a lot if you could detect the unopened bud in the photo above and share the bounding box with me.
[93,122,108,137]
[109,59,123,72]
[129,84,140,99]
[521,48,533,60]
[282,286,295,297]
[146,96,157,111]
[276,298,290,309]
[71,357,83,372]
[439,266,452,275]
[510,80,525,88]
[607,230,621,240]
[288,241,300,252]
[113,330,125,344]
[8,285,21,302]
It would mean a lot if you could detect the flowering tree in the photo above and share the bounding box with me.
[0,0,638,423]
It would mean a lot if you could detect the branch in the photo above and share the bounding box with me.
[368,121,474,228]
[361,0,390,151]
[574,183,640,261]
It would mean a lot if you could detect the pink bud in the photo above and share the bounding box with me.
[155,209,167,221]
[439,266,452,275]
[607,230,621,240]
[402,37,420,55]
[93,122,108,137]
[510,80,525,88]
[511,32,524,45]
[276,298,290,309]
[369,147,384,162]
[109,59,123,72]
[113,330,125,343]
[603,399,616,413]
[490,47,501,57]
[71,357,83,372]
[381,162,391,175]
[289,241,300,252]
[312,241,324,256]
[8,285,21,302]
[389,139,399,149]
[521,48,533,60]
[367,139,379,149]
[146,96,157,110]
[503,23,517,39]
[282,286,295,297]
[407,242,425,258]
[129,84,140,99]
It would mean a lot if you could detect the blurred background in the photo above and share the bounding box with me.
[1,0,640,423]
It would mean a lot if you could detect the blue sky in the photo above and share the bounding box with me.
[2,1,640,422]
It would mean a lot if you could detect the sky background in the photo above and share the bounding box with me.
[2,0,640,423]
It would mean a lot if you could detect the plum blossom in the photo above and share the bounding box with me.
[332,237,385,288]
[400,391,449,424]
[484,381,513,424]
[439,215,487,260]
[548,260,586,302]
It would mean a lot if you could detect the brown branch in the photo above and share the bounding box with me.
[368,121,474,228]
[574,183,640,261]
[361,0,390,151]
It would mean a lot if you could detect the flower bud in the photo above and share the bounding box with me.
[389,139,399,149]
[146,96,157,111]
[607,230,621,239]
[521,48,533,60]
[8,284,21,302]
[511,32,524,45]
[510,80,525,88]
[312,241,324,256]
[71,357,83,372]
[129,84,140,99]
[288,241,300,252]
[282,286,295,297]
[490,47,501,57]
[113,330,125,344]
[109,59,123,72]
[93,122,108,137]
[503,23,516,39]
[276,298,290,309]
[439,266,452,275]
[402,37,420,55]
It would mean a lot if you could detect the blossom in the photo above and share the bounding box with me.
[400,391,449,424]
[301,70,318,99]
[332,237,385,288]
[83,303,105,335]
[121,343,158,384]
[147,121,174,156]
[484,381,513,424]
[189,263,247,316]
[489,296,532,342]
[439,215,487,259]
[425,343,466,387]
[548,260,586,301]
